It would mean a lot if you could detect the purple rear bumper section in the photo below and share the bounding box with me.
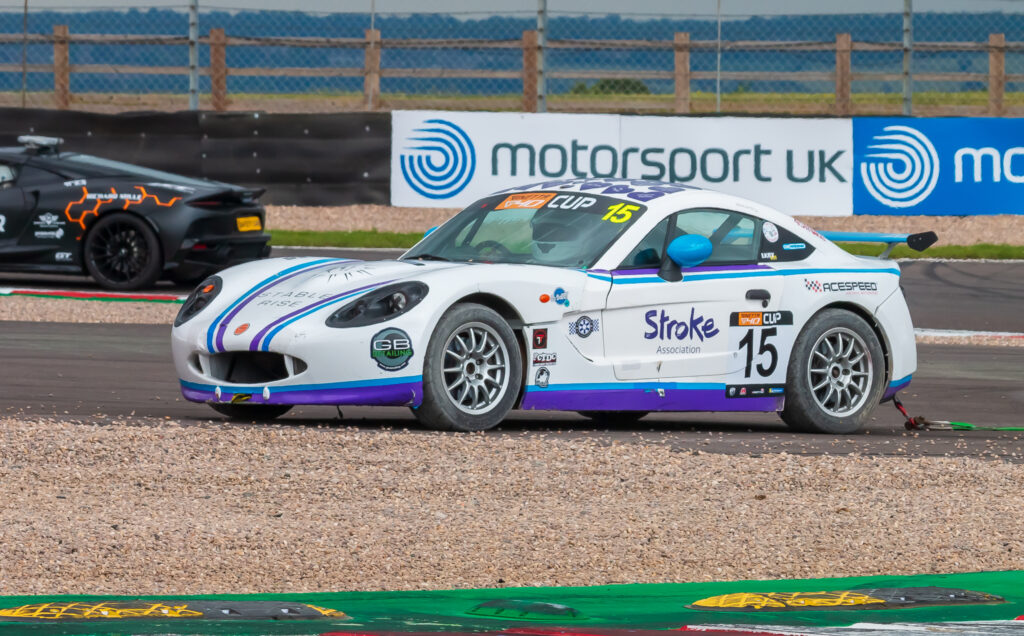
[181,377,423,407]
[521,384,782,412]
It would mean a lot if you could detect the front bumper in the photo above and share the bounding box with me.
[173,318,425,409]
[180,376,423,406]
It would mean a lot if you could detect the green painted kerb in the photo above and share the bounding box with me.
[0,570,1021,635]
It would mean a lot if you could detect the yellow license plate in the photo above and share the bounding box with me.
[236,216,262,232]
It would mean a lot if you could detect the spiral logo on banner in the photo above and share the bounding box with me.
[399,119,476,199]
[859,125,940,208]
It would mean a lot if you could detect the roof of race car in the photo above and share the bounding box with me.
[494,178,700,204]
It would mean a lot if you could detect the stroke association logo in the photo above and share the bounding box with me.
[859,125,940,208]
[399,119,476,200]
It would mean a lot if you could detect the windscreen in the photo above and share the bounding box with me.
[403,191,647,269]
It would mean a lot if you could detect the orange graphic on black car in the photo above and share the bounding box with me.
[64,186,182,230]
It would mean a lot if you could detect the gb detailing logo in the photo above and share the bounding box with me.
[859,125,940,208]
[399,119,476,199]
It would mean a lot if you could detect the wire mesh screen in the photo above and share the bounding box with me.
[0,1,1022,115]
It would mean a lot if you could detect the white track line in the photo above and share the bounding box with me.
[916,327,1024,339]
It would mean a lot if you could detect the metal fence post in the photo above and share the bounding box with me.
[902,0,912,116]
[188,0,198,110]
[835,33,852,116]
[210,28,228,111]
[53,24,70,110]
[715,0,722,113]
[988,33,1005,117]
[536,0,547,113]
[363,28,381,111]
[20,0,27,108]
[522,30,538,113]
[673,32,690,114]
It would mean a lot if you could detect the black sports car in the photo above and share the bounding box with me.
[0,135,271,290]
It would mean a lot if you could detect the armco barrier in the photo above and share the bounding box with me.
[0,108,391,206]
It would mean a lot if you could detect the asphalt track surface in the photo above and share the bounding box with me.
[1,318,1022,459]
[1,249,1022,458]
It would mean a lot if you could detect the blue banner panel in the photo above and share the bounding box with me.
[853,117,1024,216]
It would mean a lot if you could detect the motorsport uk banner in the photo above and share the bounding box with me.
[391,111,1024,216]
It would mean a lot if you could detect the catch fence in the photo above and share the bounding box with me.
[1,1,1022,116]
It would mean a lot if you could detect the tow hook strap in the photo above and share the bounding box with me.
[893,394,1024,431]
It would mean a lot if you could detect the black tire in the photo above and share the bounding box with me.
[413,303,522,432]
[84,213,163,291]
[780,309,886,434]
[578,411,649,424]
[210,403,293,421]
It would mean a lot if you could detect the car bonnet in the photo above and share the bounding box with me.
[205,259,454,353]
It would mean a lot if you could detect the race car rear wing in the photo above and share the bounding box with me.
[820,230,938,259]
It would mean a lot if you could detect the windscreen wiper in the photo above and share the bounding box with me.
[406,253,451,262]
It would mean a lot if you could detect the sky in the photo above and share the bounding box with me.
[2,0,1024,14]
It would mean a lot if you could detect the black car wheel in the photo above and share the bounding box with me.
[413,303,523,432]
[84,213,163,290]
[780,309,885,434]
[210,403,294,421]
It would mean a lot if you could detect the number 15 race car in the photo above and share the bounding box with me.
[172,178,935,434]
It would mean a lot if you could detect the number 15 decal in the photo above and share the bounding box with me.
[739,327,778,378]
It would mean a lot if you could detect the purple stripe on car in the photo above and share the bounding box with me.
[212,260,343,353]
[247,280,393,351]
[520,387,781,412]
[181,379,423,407]
[609,264,772,276]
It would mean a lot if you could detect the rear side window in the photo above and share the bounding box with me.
[757,224,816,263]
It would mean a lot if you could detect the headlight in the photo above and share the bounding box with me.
[174,276,223,327]
[326,282,428,328]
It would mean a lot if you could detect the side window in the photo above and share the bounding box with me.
[619,217,670,268]
[672,208,760,265]
[15,164,56,187]
[0,164,17,189]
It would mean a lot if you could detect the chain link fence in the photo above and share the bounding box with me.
[0,0,1021,115]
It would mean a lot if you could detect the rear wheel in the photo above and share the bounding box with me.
[413,303,522,432]
[84,213,163,290]
[210,403,293,421]
[780,309,885,434]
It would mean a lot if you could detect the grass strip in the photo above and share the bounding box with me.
[271,230,1024,259]
[837,242,1024,259]
[270,229,422,249]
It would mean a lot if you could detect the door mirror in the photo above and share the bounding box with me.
[667,235,712,268]
[423,226,438,238]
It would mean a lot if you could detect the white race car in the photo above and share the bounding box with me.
[171,179,935,434]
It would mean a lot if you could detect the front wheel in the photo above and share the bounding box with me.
[210,403,293,421]
[413,303,522,432]
[780,309,885,434]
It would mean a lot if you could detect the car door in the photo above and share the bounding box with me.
[0,162,30,246]
[601,208,788,383]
